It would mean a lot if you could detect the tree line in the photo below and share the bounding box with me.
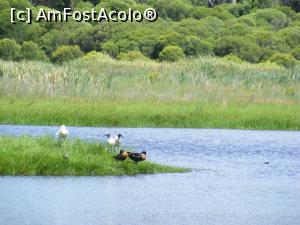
[0,0,300,67]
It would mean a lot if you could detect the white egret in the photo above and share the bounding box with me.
[56,125,69,140]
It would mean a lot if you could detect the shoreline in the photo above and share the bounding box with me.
[1,99,299,131]
[0,136,190,176]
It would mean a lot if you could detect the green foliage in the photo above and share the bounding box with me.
[9,0,31,9]
[270,53,298,68]
[70,24,96,53]
[228,3,252,17]
[279,27,300,49]
[117,51,149,61]
[32,0,73,10]
[0,0,9,8]
[154,0,192,21]
[21,41,48,61]
[40,29,71,55]
[256,8,290,30]
[0,0,299,64]
[214,35,263,63]
[190,5,233,20]
[159,45,185,62]
[0,38,21,60]
[185,36,213,56]
[101,41,119,58]
[252,0,274,8]
[51,45,84,63]
[82,51,111,61]
[95,0,134,11]
[291,47,300,60]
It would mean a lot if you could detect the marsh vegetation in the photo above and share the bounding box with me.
[0,56,299,129]
[0,136,189,176]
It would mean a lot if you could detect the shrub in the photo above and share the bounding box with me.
[40,29,71,55]
[214,35,263,63]
[117,51,149,61]
[159,46,185,62]
[9,0,31,9]
[0,38,21,60]
[224,54,243,63]
[228,3,252,17]
[154,0,191,21]
[51,45,83,63]
[70,25,96,53]
[185,36,213,56]
[191,5,233,20]
[279,27,300,48]
[101,41,119,58]
[82,51,111,62]
[256,8,290,30]
[291,47,300,60]
[21,41,48,61]
[0,0,9,8]
[270,53,298,68]
[221,23,252,36]
[254,31,277,48]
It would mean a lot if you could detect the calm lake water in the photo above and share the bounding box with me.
[0,125,299,225]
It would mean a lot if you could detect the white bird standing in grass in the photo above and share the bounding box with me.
[56,125,69,141]
[105,134,123,151]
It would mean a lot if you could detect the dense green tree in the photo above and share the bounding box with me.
[159,45,185,62]
[21,41,48,61]
[0,0,9,8]
[291,47,300,60]
[154,0,192,21]
[101,41,119,58]
[153,32,186,58]
[185,36,213,56]
[95,0,133,11]
[270,53,298,68]
[70,25,96,53]
[0,38,21,60]
[40,29,71,55]
[51,45,83,63]
[228,2,252,17]
[117,51,149,61]
[9,0,31,9]
[279,27,300,49]
[214,35,263,63]
[32,0,73,10]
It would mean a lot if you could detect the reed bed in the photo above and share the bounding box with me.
[0,56,299,129]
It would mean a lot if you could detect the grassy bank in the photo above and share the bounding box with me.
[0,136,189,176]
[1,98,299,130]
[0,57,299,130]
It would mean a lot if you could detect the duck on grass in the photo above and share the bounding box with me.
[0,126,189,176]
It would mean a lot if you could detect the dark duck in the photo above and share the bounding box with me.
[128,151,147,163]
[115,149,129,161]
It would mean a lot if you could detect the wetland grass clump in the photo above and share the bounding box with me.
[0,136,189,176]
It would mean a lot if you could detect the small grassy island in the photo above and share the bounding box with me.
[0,136,189,176]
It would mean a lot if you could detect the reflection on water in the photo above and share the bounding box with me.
[0,125,300,225]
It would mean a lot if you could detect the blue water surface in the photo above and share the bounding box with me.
[0,125,299,225]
